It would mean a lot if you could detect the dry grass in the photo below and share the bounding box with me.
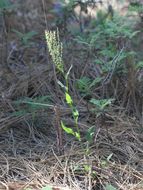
[0,114,143,190]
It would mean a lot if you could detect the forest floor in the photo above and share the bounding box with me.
[0,0,143,190]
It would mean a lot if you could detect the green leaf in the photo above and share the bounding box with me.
[75,132,81,141]
[0,0,12,9]
[22,31,38,44]
[34,96,52,103]
[65,64,73,80]
[76,77,91,93]
[12,29,24,38]
[61,121,80,140]
[100,99,113,110]
[72,107,79,119]
[105,184,117,190]
[41,186,53,190]
[65,92,73,105]
[129,30,140,39]
[90,99,114,110]
[85,126,96,143]
[84,164,91,172]
[136,61,143,69]
[61,121,75,136]
[89,77,102,87]
[57,80,67,91]
[16,101,52,108]
[101,160,107,167]
[12,110,27,116]
[107,153,113,162]
[24,31,38,40]
[14,96,53,115]
[12,29,38,45]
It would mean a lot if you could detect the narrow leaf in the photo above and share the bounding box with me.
[72,108,79,118]
[57,80,67,91]
[107,153,113,162]
[85,126,95,143]
[65,93,73,105]
[61,121,75,136]
[105,184,117,190]
[41,186,53,190]
[65,64,73,80]
[75,132,81,141]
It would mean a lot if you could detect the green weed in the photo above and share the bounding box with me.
[12,29,38,46]
[25,185,52,190]
[0,0,13,10]
[76,76,102,96]
[75,12,139,79]
[105,184,117,190]
[90,98,114,117]
[45,29,80,141]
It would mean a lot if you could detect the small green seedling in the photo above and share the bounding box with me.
[90,98,114,117]
[41,186,53,190]
[12,29,38,46]
[105,184,117,190]
[85,126,96,144]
